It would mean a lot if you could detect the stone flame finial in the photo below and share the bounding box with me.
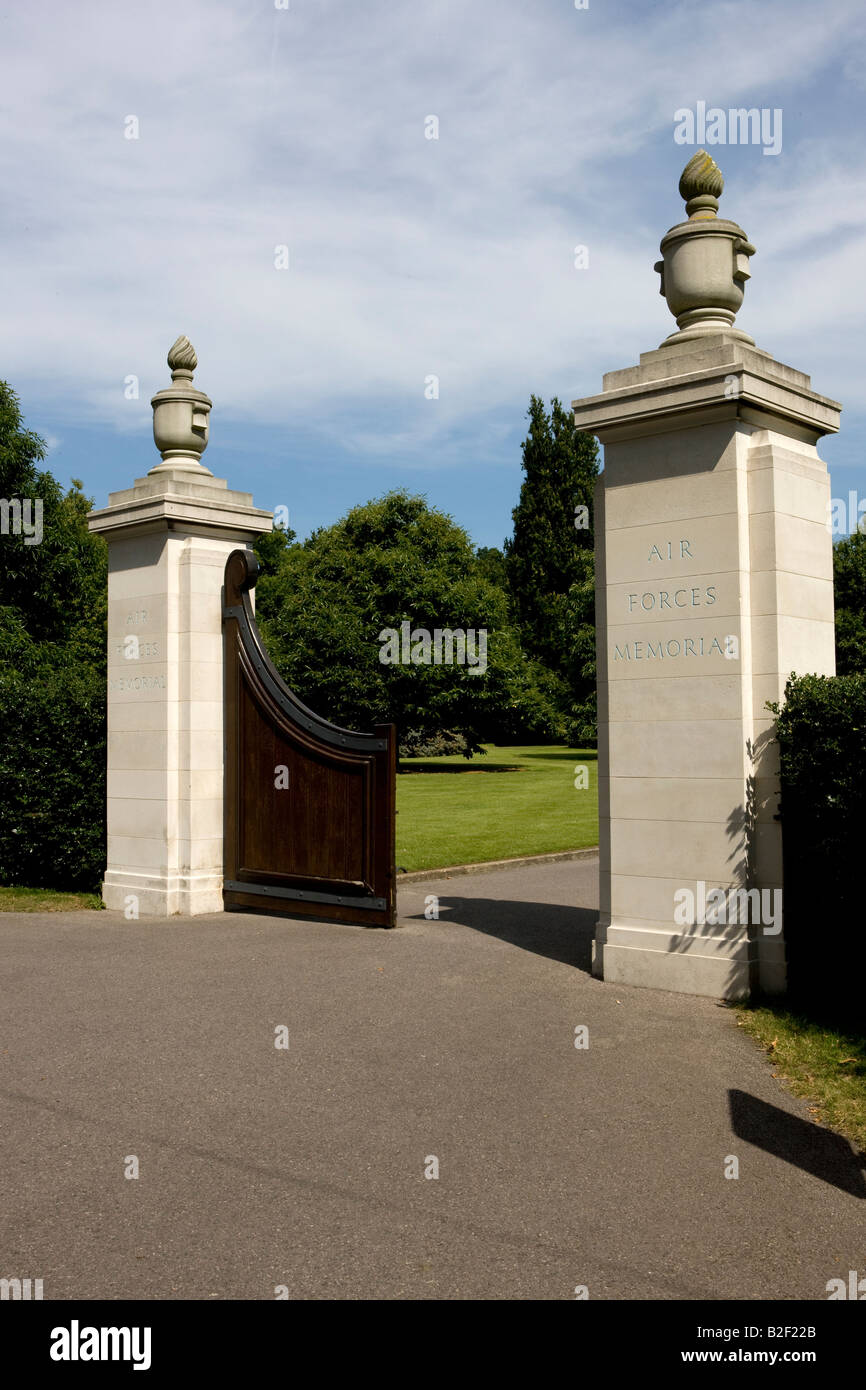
[167,334,198,374]
[149,335,214,475]
[679,150,724,219]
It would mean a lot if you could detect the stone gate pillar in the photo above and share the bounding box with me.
[574,154,840,998]
[88,337,272,915]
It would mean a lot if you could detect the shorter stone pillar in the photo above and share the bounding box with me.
[88,337,272,915]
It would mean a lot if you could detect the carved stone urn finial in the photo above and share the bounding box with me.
[653,153,756,346]
[149,335,214,475]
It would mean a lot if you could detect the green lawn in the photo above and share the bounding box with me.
[1,744,598,901]
[396,744,598,873]
[0,885,103,912]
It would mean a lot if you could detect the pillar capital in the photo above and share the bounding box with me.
[574,334,841,447]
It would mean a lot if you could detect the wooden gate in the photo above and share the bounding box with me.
[222,548,396,926]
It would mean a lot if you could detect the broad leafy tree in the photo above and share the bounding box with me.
[0,383,107,888]
[0,383,107,672]
[474,545,508,592]
[255,490,563,754]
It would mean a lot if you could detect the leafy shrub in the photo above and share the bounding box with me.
[398,728,469,759]
[0,659,106,891]
[772,672,866,1024]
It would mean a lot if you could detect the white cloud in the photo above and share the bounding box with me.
[0,0,863,459]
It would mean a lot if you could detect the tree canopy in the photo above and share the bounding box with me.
[0,383,107,673]
[254,489,564,754]
[0,383,107,888]
[833,529,866,675]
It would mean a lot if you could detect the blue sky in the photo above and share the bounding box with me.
[1,0,864,549]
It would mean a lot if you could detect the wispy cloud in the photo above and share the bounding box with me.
[0,0,863,508]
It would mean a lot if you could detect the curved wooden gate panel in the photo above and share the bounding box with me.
[223,549,396,926]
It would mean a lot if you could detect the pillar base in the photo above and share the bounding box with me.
[102,869,224,917]
[592,920,786,1000]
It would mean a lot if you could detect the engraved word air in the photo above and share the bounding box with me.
[648,539,693,561]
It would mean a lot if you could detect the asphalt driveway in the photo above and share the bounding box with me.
[0,857,861,1300]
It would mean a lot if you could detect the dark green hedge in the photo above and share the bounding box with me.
[0,661,106,891]
[773,673,866,1023]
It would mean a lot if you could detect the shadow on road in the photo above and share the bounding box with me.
[411,896,597,973]
[728,1089,866,1198]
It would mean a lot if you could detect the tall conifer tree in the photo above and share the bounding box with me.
[504,395,599,740]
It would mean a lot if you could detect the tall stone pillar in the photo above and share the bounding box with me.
[88,337,272,915]
[574,154,840,998]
